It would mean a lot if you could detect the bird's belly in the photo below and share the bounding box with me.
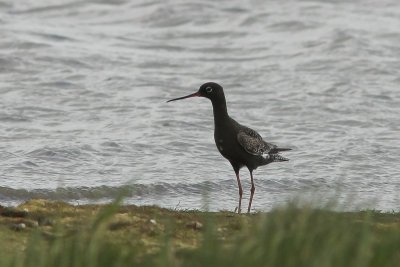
[214,132,262,169]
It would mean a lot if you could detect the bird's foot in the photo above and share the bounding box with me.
[234,206,242,214]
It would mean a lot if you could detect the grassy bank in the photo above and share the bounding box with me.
[0,199,399,267]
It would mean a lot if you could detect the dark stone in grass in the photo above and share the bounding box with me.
[108,221,132,231]
[36,216,54,226]
[185,221,203,230]
[0,208,28,218]
[10,223,26,231]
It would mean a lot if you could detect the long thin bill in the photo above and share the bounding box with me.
[167,92,200,103]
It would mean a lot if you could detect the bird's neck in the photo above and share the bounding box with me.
[211,98,229,124]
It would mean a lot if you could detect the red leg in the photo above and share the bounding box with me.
[235,170,243,214]
[247,170,255,213]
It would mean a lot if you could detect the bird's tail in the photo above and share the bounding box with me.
[261,153,289,165]
[270,154,289,162]
[271,147,292,153]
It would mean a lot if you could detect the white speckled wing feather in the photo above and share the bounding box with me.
[237,131,270,156]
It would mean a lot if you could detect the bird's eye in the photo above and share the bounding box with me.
[206,87,213,93]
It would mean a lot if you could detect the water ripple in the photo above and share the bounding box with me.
[0,0,399,211]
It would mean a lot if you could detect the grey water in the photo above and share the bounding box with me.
[1,0,399,211]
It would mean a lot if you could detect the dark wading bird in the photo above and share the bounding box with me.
[167,82,291,213]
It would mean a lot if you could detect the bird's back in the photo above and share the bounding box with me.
[214,117,289,170]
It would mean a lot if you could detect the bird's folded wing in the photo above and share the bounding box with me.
[240,125,263,140]
[237,131,269,156]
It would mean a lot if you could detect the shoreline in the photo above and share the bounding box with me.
[1,199,399,266]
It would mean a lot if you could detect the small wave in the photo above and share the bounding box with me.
[0,182,229,202]
[0,178,331,204]
[269,20,317,31]
[9,2,86,15]
[0,57,24,73]
[25,146,95,163]
[0,113,31,122]
[28,148,78,161]
[38,81,79,89]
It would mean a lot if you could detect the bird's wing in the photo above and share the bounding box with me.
[237,131,271,156]
[232,120,283,155]
[240,125,263,141]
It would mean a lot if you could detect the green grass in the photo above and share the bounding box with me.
[0,199,399,267]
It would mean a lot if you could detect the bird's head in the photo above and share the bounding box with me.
[167,82,225,103]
